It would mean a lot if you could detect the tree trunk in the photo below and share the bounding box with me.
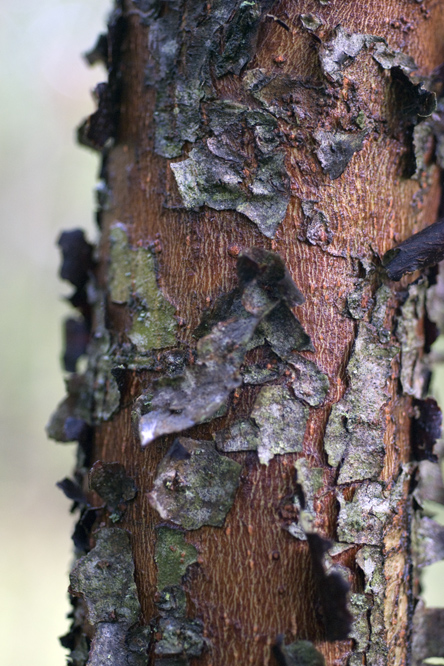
[49,1,444,665]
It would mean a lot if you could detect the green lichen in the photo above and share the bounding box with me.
[214,419,259,453]
[155,527,198,590]
[324,323,398,483]
[349,593,371,652]
[157,585,187,618]
[148,438,241,529]
[242,358,285,385]
[251,385,308,465]
[126,626,152,666]
[345,324,397,422]
[354,110,367,129]
[355,546,389,664]
[69,527,140,625]
[356,546,385,595]
[109,224,132,304]
[289,354,329,407]
[109,224,177,351]
[346,280,373,320]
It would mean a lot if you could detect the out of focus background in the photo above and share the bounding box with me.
[1,2,444,666]
[0,1,108,664]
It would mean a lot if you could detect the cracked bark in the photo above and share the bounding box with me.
[52,2,444,665]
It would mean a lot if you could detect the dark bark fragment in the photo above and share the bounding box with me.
[58,229,94,290]
[89,461,137,519]
[411,397,442,461]
[307,533,352,642]
[383,219,444,281]
[314,130,366,180]
[57,477,88,506]
[78,7,126,151]
[64,317,90,372]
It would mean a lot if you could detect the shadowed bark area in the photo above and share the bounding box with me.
[51,2,444,666]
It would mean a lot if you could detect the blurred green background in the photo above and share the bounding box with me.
[0,2,443,665]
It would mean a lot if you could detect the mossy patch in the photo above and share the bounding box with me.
[155,527,198,590]
[109,224,177,351]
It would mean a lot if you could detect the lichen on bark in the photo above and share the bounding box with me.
[148,437,241,529]
[324,322,398,482]
[108,223,177,350]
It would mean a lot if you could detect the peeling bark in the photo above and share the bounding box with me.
[50,1,444,665]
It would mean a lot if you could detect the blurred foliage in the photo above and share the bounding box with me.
[0,1,109,664]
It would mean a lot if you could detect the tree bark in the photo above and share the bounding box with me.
[50,2,444,665]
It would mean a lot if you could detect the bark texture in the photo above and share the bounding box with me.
[50,2,444,665]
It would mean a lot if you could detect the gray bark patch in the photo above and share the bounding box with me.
[251,385,308,465]
[148,438,241,529]
[300,201,333,250]
[412,601,444,665]
[314,129,366,180]
[289,353,329,407]
[397,278,429,399]
[214,419,260,453]
[324,323,398,483]
[273,638,325,665]
[287,458,324,540]
[413,515,444,568]
[171,132,289,239]
[70,528,141,625]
